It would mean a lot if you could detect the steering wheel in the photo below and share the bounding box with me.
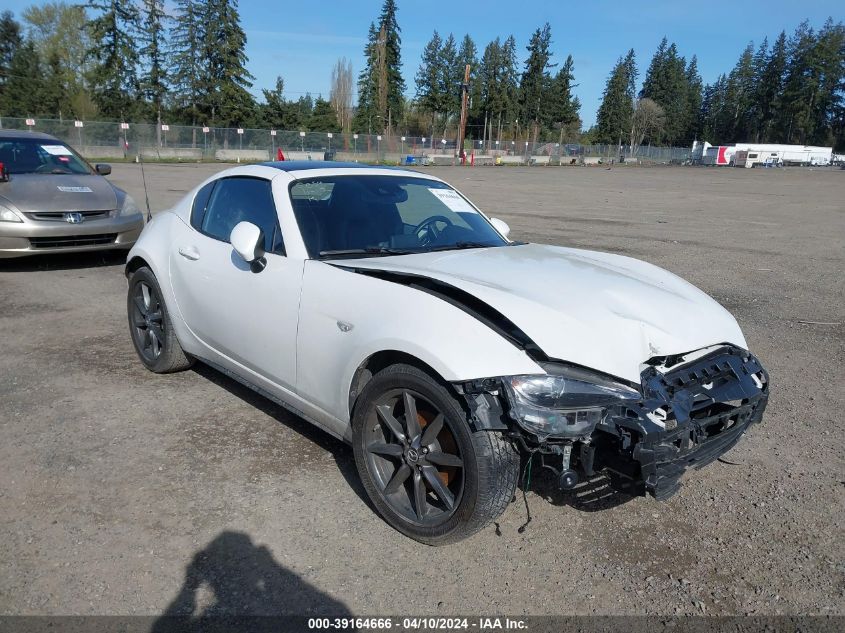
[414,215,454,246]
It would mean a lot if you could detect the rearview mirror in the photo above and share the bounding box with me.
[95,164,111,175]
[490,217,510,239]
[230,221,266,272]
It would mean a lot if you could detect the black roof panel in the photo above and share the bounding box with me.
[260,160,408,173]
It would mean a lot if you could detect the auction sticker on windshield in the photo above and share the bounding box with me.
[41,145,74,156]
[428,188,477,213]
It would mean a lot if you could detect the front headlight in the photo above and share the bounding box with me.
[503,364,641,439]
[0,204,22,222]
[118,194,141,217]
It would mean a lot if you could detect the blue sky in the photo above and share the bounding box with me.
[4,0,843,127]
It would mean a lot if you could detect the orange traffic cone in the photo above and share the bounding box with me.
[277,148,285,161]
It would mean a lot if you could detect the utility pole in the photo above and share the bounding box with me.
[456,64,470,163]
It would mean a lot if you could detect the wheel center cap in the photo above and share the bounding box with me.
[405,448,420,463]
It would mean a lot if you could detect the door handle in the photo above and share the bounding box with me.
[178,246,200,261]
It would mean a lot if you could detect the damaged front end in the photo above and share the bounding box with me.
[457,345,769,500]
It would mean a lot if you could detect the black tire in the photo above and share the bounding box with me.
[352,363,519,545]
[127,266,193,374]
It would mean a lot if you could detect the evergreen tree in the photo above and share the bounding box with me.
[415,30,444,137]
[776,21,818,143]
[0,40,46,116]
[85,0,141,119]
[377,0,404,124]
[809,19,845,146]
[438,33,458,128]
[700,74,728,143]
[0,10,21,105]
[353,22,378,132]
[748,38,769,140]
[41,49,68,117]
[354,0,404,132]
[722,43,757,141]
[202,0,255,128]
[547,55,581,140]
[138,0,169,122]
[757,31,787,141]
[171,0,205,124]
[518,23,555,142]
[595,49,637,145]
[501,35,520,133]
[640,39,689,144]
[309,97,340,132]
[684,56,703,142]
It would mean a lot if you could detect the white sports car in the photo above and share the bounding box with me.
[126,162,769,544]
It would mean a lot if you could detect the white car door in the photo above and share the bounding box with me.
[169,175,302,392]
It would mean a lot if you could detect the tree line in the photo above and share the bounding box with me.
[594,21,845,150]
[0,0,344,133]
[0,0,842,150]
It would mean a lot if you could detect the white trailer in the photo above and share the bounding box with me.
[693,141,833,167]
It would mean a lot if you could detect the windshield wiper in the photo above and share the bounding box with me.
[426,241,496,252]
[318,247,415,259]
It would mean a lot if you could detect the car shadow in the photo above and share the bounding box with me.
[190,362,374,513]
[0,249,128,272]
[150,530,353,631]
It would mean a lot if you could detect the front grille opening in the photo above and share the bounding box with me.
[28,210,113,221]
[29,234,117,248]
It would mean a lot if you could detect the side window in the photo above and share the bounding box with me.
[191,181,216,230]
[200,177,284,254]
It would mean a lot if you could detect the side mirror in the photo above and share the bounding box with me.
[230,221,266,272]
[95,164,112,175]
[490,217,510,240]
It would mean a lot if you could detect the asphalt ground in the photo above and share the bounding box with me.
[1,163,843,617]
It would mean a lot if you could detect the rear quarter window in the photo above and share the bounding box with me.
[191,181,216,230]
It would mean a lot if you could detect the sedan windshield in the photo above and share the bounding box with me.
[0,138,92,175]
[290,175,508,258]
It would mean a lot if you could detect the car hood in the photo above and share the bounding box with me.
[339,243,747,383]
[0,174,118,213]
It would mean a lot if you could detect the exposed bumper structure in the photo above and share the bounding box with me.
[479,345,769,500]
[585,346,769,499]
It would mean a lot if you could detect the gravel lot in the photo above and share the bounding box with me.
[1,163,843,617]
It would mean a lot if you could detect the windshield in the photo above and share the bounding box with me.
[290,175,508,258]
[0,138,93,175]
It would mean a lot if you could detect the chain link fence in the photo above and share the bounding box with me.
[0,116,691,165]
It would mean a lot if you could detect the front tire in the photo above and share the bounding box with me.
[127,266,193,374]
[352,364,519,545]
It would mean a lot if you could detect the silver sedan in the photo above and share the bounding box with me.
[0,130,144,258]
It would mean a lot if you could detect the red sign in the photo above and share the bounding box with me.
[717,146,729,165]
[25,118,35,126]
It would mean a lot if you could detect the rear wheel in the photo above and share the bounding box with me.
[127,266,193,373]
[352,363,519,545]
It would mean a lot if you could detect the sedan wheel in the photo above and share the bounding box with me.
[352,363,520,545]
